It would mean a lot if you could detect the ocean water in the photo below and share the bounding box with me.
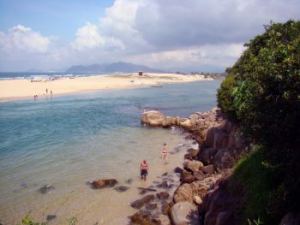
[0,80,220,225]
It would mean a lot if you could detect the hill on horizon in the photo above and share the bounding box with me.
[65,62,163,74]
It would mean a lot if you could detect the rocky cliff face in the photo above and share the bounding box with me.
[141,108,249,225]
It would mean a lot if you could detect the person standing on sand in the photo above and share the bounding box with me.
[161,143,168,162]
[140,160,149,181]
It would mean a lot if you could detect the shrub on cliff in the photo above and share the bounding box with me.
[217,20,300,221]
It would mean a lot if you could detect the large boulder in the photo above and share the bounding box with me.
[141,111,166,126]
[89,179,118,189]
[173,183,193,203]
[170,201,200,225]
[184,160,204,173]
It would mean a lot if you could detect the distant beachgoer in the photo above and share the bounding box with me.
[161,143,168,161]
[46,88,48,94]
[50,90,53,97]
[140,160,149,181]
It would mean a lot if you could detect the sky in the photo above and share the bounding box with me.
[0,0,299,72]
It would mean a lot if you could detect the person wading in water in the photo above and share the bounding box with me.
[140,160,149,181]
[161,143,168,163]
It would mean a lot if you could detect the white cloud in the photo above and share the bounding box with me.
[128,43,246,71]
[0,25,50,53]
[0,0,299,71]
[71,23,105,50]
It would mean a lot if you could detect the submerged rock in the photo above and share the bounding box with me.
[114,185,129,192]
[46,215,57,221]
[129,211,162,225]
[174,167,183,174]
[131,194,155,209]
[89,179,118,189]
[126,178,133,184]
[138,187,157,195]
[156,192,169,200]
[145,203,158,210]
[38,185,55,194]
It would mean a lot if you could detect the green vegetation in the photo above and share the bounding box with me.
[218,20,300,223]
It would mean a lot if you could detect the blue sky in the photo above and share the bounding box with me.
[0,0,299,72]
[0,0,113,40]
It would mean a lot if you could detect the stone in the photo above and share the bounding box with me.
[156,192,169,200]
[173,183,193,203]
[193,170,205,180]
[38,185,55,194]
[180,172,196,184]
[193,195,203,205]
[114,186,129,192]
[170,201,200,225]
[187,148,199,158]
[202,164,215,174]
[183,160,204,173]
[141,111,166,127]
[138,187,157,195]
[156,180,172,189]
[130,194,155,209]
[145,203,158,210]
[46,215,56,221]
[174,167,183,174]
[129,212,162,225]
[126,178,133,184]
[90,179,118,189]
[179,118,192,129]
[161,202,173,215]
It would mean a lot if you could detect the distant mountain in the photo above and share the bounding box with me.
[66,62,162,73]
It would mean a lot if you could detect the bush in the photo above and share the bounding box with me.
[218,20,300,219]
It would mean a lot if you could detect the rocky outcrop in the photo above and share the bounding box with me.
[141,111,167,127]
[140,107,249,225]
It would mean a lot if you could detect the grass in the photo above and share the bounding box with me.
[229,146,282,224]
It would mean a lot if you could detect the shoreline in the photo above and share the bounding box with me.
[0,73,213,102]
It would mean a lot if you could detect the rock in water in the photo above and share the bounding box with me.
[114,185,129,192]
[170,201,200,225]
[90,179,118,189]
[129,212,162,225]
[141,111,166,126]
[130,194,155,209]
[156,192,169,200]
[46,215,57,221]
[38,185,55,194]
[174,167,183,174]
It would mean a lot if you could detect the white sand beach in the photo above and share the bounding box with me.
[0,73,211,101]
